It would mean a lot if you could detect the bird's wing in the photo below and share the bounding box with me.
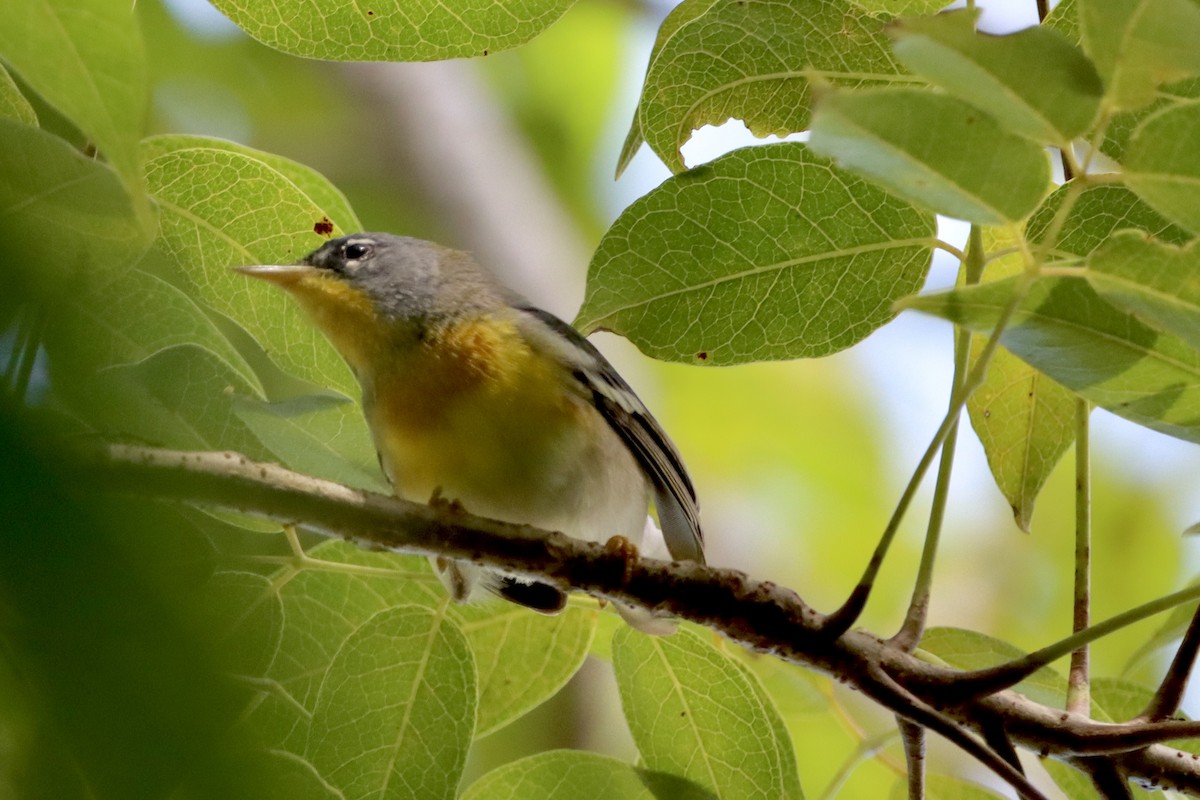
[514,306,704,564]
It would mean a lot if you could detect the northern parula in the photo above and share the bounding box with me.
[238,233,704,629]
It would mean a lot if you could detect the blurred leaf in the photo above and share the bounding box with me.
[613,627,804,799]
[208,0,575,61]
[580,142,935,364]
[0,407,252,799]
[0,119,149,300]
[0,0,149,219]
[888,773,1006,799]
[1087,232,1200,351]
[966,228,1075,533]
[0,64,35,124]
[917,628,1065,708]
[97,343,269,454]
[889,9,1102,144]
[1091,676,1155,721]
[487,1,624,234]
[231,394,386,492]
[620,0,902,174]
[45,264,262,393]
[305,605,476,800]
[249,541,594,751]
[1042,759,1103,800]
[461,751,717,800]
[195,571,284,677]
[1079,0,1200,110]
[142,134,357,396]
[1125,584,1198,672]
[1125,100,1200,235]
[901,275,1200,444]
[226,750,344,800]
[809,88,1050,224]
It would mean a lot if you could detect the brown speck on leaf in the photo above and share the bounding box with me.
[695,351,708,362]
[314,217,334,236]
[482,49,489,56]
[366,9,374,15]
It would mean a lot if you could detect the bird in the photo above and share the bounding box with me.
[238,232,704,631]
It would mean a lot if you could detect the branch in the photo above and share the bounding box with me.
[77,444,1200,798]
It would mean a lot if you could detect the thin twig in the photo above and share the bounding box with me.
[1140,603,1200,721]
[893,226,986,650]
[898,718,926,800]
[1067,400,1092,716]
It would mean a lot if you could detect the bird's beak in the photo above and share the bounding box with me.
[234,264,320,287]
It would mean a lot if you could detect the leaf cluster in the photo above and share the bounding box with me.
[6,0,1200,798]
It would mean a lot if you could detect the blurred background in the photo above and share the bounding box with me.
[9,0,1200,795]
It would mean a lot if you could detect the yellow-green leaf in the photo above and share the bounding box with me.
[809,88,1051,224]
[613,627,804,799]
[580,142,935,365]
[890,9,1102,144]
[208,0,575,61]
[623,0,903,173]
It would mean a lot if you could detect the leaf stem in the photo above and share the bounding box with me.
[893,227,985,650]
[824,266,1038,638]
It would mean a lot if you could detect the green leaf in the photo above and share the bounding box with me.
[250,542,594,751]
[809,87,1050,224]
[0,119,149,298]
[461,751,717,800]
[971,183,1188,531]
[230,750,344,800]
[1087,232,1200,351]
[1125,100,1200,235]
[1027,183,1193,260]
[623,0,903,173]
[142,135,358,397]
[579,142,935,364]
[305,606,476,800]
[452,598,597,737]
[0,64,35,125]
[965,229,1076,533]
[851,0,950,14]
[901,275,1200,444]
[194,572,283,677]
[1044,0,1080,43]
[1100,76,1200,163]
[0,0,149,220]
[889,9,1102,144]
[613,627,804,800]
[208,0,575,61]
[916,628,1065,707]
[141,135,362,234]
[1080,0,1200,110]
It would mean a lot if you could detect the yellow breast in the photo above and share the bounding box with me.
[368,315,585,510]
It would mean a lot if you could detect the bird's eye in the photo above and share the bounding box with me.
[343,242,373,261]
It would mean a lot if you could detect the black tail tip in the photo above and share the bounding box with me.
[498,577,567,614]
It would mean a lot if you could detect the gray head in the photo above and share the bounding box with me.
[301,232,513,321]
